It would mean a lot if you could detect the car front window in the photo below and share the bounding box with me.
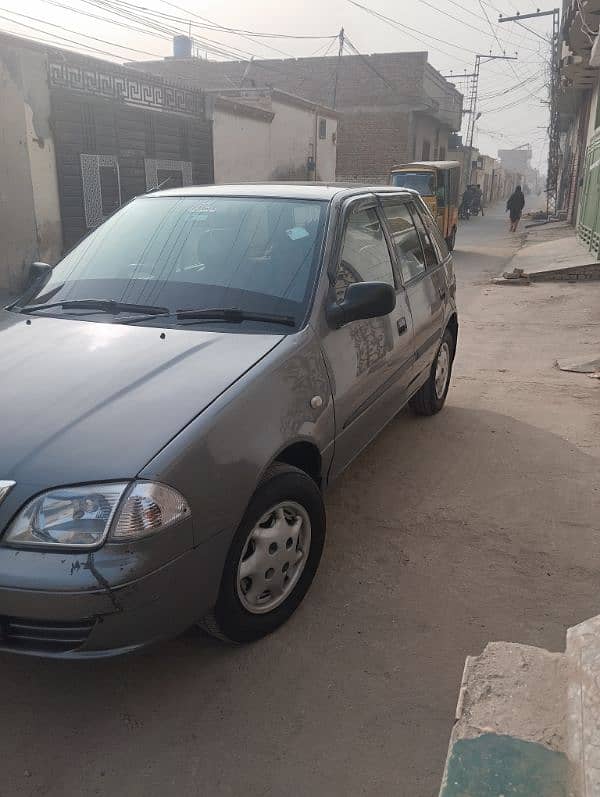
[27,196,328,328]
[391,172,435,196]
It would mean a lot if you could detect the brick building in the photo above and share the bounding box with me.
[133,47,463,183]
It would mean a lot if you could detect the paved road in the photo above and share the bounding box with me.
[2,207,600,797]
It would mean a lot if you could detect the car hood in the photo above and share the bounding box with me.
[0,311,283,486]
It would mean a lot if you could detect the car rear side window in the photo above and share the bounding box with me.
[417,203,449,261]
[335,205,396,301]
[379,199,426,284]
[408,203,438,269]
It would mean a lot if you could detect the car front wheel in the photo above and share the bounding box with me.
[201,463,325,643]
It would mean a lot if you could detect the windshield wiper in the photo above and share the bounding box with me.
[175,308,296,327]
[18,299,170,316]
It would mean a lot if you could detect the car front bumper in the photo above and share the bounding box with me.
[0,529,230,659]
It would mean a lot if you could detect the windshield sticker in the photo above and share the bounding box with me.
[286,227,310,241]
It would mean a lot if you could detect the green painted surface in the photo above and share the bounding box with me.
[441,734,568,797]
[578,137,600,258]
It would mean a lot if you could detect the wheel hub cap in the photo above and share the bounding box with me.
[435,342,450,399]
[236,501,311,614]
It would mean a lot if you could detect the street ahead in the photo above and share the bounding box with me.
[1,205,599,797]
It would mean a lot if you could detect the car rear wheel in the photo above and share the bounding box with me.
[200,463,325,643]
[410,328,455,416]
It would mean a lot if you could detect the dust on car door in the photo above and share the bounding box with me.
[378,196,448,385]
[319,196,415,479]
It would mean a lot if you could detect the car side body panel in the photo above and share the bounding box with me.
[139,326,335,548]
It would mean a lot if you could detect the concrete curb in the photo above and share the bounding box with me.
[440,616,600,796]
[566,615,600,797]
[492,262,600,286]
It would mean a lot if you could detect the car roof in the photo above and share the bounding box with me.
[391,161,461,171]
[148,183,418,201]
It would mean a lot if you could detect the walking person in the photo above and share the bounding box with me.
[506,185,525,232]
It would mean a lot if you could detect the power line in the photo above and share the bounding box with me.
[0,6,165,57]
[40,0,174,44]
[0,19,157,60]
[414,0,538,53]
[346,0,474,65]
[81,0,276,61]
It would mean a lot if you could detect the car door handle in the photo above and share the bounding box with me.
[397,317,408,335]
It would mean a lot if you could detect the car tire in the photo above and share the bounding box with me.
[410,328,455,416]
[446,227,456,251]
[200,462,326,644]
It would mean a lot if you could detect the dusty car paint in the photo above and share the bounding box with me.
[0,184,457,657]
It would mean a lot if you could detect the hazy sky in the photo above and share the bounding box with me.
[0,0,553,171]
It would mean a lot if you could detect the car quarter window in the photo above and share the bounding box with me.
[417,203,450,261]
[379,198,427,284]
[335,204,396,301]
[408,203,438,269]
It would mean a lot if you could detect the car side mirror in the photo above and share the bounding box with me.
[327,281,396,329]
[28,261,52,287]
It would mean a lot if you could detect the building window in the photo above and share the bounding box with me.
[318,118,327,140]
[422,140,431,160]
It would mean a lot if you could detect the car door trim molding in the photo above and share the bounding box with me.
[415,329,442,360]
[342,353,416,430]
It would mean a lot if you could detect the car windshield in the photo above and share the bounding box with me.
[391,172,435,196]
[26,195,328,328]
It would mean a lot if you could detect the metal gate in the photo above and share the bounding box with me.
[48,52,213,250]
[577,135,600,258]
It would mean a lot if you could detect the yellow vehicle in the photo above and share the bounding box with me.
[390,161,461,251]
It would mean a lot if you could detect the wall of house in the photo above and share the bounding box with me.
[336,109,412,182]
[412,115,450,162]
[22,53,62,266]
[269,100,316,180]
[133,52,462,186]
[0,45,62,292]
[315,114,337,181]
[212,107,271,182]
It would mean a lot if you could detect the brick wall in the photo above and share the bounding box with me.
[336,110,412,183]
[133,51,431,111]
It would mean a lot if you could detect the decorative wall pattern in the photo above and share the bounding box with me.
[144,159,193,191]
[49,58,204,117]
[80,154,121,228]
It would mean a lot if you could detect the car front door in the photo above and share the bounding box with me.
[319,197,415,479]
[379,196,448,386]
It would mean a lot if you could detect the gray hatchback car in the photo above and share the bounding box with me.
[0,184,457,657]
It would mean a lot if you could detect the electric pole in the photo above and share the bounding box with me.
[332,27,345,110]
[498,9,561,218]
[460,54,518,189]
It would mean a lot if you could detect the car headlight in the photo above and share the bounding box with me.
[2,481,190,549]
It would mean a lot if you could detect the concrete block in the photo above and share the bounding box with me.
[440,642,569,797]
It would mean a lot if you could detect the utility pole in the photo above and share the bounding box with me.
[332,27,344,110]
[498,9,561,218]
[461,54,518,190]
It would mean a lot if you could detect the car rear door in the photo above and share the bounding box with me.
[379,196,448,385]
[319,195,415,479]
